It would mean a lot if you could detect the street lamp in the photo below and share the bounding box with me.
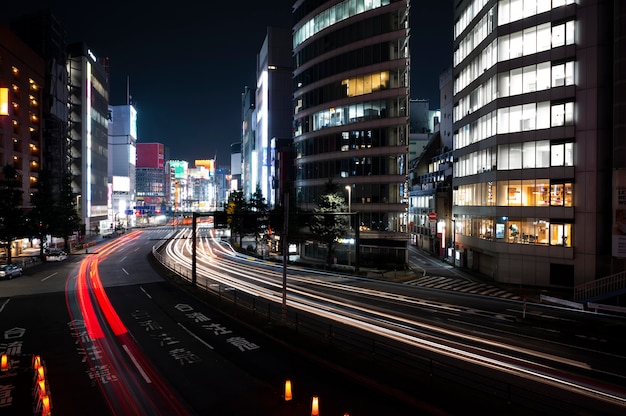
[345,185,352,266]
[452,215,457,268]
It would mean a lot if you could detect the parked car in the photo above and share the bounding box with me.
[0,264,23,279]
[46,251,68,262]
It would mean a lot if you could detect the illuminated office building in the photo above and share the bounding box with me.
[136,142,167,216]
[67,43,109,236]
[452,0,623,288]
[108,104,137,229]
[292,0,411,265]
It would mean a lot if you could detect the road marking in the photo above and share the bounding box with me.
[122,344,152,383]
[140,286,152,299]
[0,299,10,313]
[177,323,214,350]
[41,272,58,282]
[121,256,128,262]
[122,268,129,276]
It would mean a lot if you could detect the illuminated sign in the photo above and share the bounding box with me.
[0,88,8,115]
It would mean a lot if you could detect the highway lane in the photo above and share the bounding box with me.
[1,229,430,415]
[161,227,626,414]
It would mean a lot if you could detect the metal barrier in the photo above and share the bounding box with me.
[574,271,626,302]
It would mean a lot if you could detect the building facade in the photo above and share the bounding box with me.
[67,43,109,236]
[252,26,293,209]
[452,0,621,288]
[292,0,411,266]
[108,104,137,230]
[136,142,167,218]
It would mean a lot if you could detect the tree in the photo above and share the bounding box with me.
[27,170,56,261]
[226,190,248,247]
[309,180,349,266]
[54,173,81,252]
[248,185,268,250]
[0,165,25,264]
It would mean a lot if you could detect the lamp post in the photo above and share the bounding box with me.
[345,185,351,266]
[452,215,457,268]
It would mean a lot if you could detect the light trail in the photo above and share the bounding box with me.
[65,231,190,415]
[162,228,626,410]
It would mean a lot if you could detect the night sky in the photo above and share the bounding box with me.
[4,1,452,166]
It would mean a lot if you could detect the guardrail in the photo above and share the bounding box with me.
[574,271,626,302]
[150,243,619,415]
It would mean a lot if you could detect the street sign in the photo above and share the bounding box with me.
[428,212,437,220]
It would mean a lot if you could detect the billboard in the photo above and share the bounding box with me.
[137,143,165,169]
[169,160,187,179]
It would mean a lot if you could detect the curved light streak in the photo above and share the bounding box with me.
[163,228,626,409]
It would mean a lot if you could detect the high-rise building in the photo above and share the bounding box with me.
[10,12,71,197]
[252,26,292,209]
[136,142,166,216]
[452,0,622,288]
[0,23,44,214]
[108,104,137,228]
[67,42,109,236]
[292,0,411,266]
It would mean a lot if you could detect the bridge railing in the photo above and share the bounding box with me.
[574,271,626,302]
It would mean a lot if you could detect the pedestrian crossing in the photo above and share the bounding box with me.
[405,275,521,300]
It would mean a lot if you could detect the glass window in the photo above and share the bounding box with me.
[551,103,565,126]
[510,68,523,96]
[509,143,522,169]
[564,142,574,165]
[537,62,551,90]
[498,144,509,170]
[566,21,575,45]
[523,27,537,55]
[522,179,536,205]
[510,31,523,58]
[565,102,574,124]
[498,35,510,61]
[536,181,550,206]
[552,63,566,87]
[497,108,509,134]
[510,0,523,22]
[523,65,536,93]
[551,183,564,206]
[550,223,572,247]
[536,140,550,167]
[510,105,522,132]
[537,0,550,13]
[551,143,565,166]
[537,101,550,129]
[564,183,573,206]
[498,72,510,97]
[552,23,565,47]
[523,141,536,168]
[565,61,575,85]
[522,103,536,130]
[537,24,551,52]
[508,180,522,206]
[498,0,511,26]
[524,0,537,17]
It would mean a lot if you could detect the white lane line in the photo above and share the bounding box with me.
[122,344,152,383]
[0,299,10,313]
[41,272,58,282]
[140,286,152,299]
[177,323,214,350]
[120,256,128,262]
[122,268,130,276]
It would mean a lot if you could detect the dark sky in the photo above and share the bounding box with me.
[4,1,452,166]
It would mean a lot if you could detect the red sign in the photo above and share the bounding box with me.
[428,212,437,220]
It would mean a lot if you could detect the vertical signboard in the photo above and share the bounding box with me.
[613,170,626,257]
[0,88,8,115]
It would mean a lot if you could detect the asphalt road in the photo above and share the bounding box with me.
[1,232,440,415]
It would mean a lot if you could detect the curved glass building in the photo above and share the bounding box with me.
[292,0,411,266]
